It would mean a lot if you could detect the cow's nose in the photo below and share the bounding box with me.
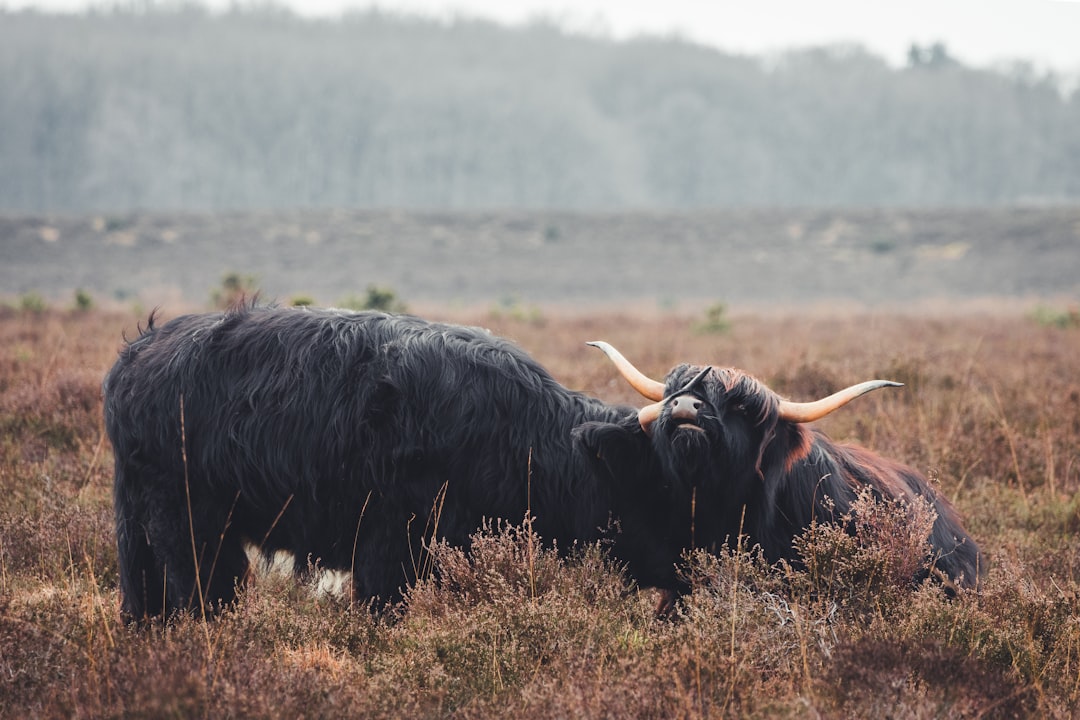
[669,394,702,422]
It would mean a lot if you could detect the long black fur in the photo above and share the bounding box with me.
[105,305,668,620]
[580,364,984,596]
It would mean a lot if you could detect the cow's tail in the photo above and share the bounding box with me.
[106,363,165,621]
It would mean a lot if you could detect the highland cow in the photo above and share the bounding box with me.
[104,306,672,620]
[585,341,984,608]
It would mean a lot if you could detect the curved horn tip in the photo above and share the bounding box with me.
[777,378,906,424]
[587,340,667,401]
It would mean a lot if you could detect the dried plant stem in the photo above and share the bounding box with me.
[989,385,1027,507]
[491,630,504,693]
[180,394,213,662]
[723,506,748,715]
[350,490,373,604]
[79,431,106,491]
[420,481,450,583]
[256,494,294,553]
[1040,418,1057,499]
[0,537,7,597]
[204,491,241,603]
[527,447,536,601]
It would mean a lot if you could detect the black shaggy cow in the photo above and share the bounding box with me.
[105,305,674,620]
[585,342,984,606]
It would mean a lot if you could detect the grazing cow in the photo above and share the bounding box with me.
[105,305,675,620]
[586,342,984,607]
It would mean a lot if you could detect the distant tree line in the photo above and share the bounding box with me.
[1,3,1078,211]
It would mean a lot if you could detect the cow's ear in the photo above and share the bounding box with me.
[572,418,654,487]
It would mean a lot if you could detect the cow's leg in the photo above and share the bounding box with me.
[133,479,249,617]
[190,499,251,614]
[347,502,430,608]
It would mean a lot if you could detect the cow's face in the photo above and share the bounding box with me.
[586,341,901,500]
[647,365,778,496]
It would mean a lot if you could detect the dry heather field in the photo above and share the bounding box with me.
[1,304,1079,718]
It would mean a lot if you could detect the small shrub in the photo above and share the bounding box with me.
[694,301,730,334]
[337,285,407,313]
[1030,304,1080,329]
[19,293,47,313]
[363,285,406,313]
[103,215,133,232]
[289,295,316,307]
[792,488,937,611]
[211,272,260,309]
[73,288,94,311]
[414,518,562,609]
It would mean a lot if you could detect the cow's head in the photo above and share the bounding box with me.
[583,341,901,501]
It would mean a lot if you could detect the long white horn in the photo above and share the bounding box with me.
[777,380,903,423]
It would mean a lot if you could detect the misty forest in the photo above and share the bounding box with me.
[3,3,1080,213]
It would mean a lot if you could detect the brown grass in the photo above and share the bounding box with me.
[1,305,1078,718]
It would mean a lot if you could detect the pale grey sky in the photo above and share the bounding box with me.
[10,0,1080,74]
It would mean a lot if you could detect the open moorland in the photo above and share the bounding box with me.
[3,206,1080,311]
[1,303,1078,718]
